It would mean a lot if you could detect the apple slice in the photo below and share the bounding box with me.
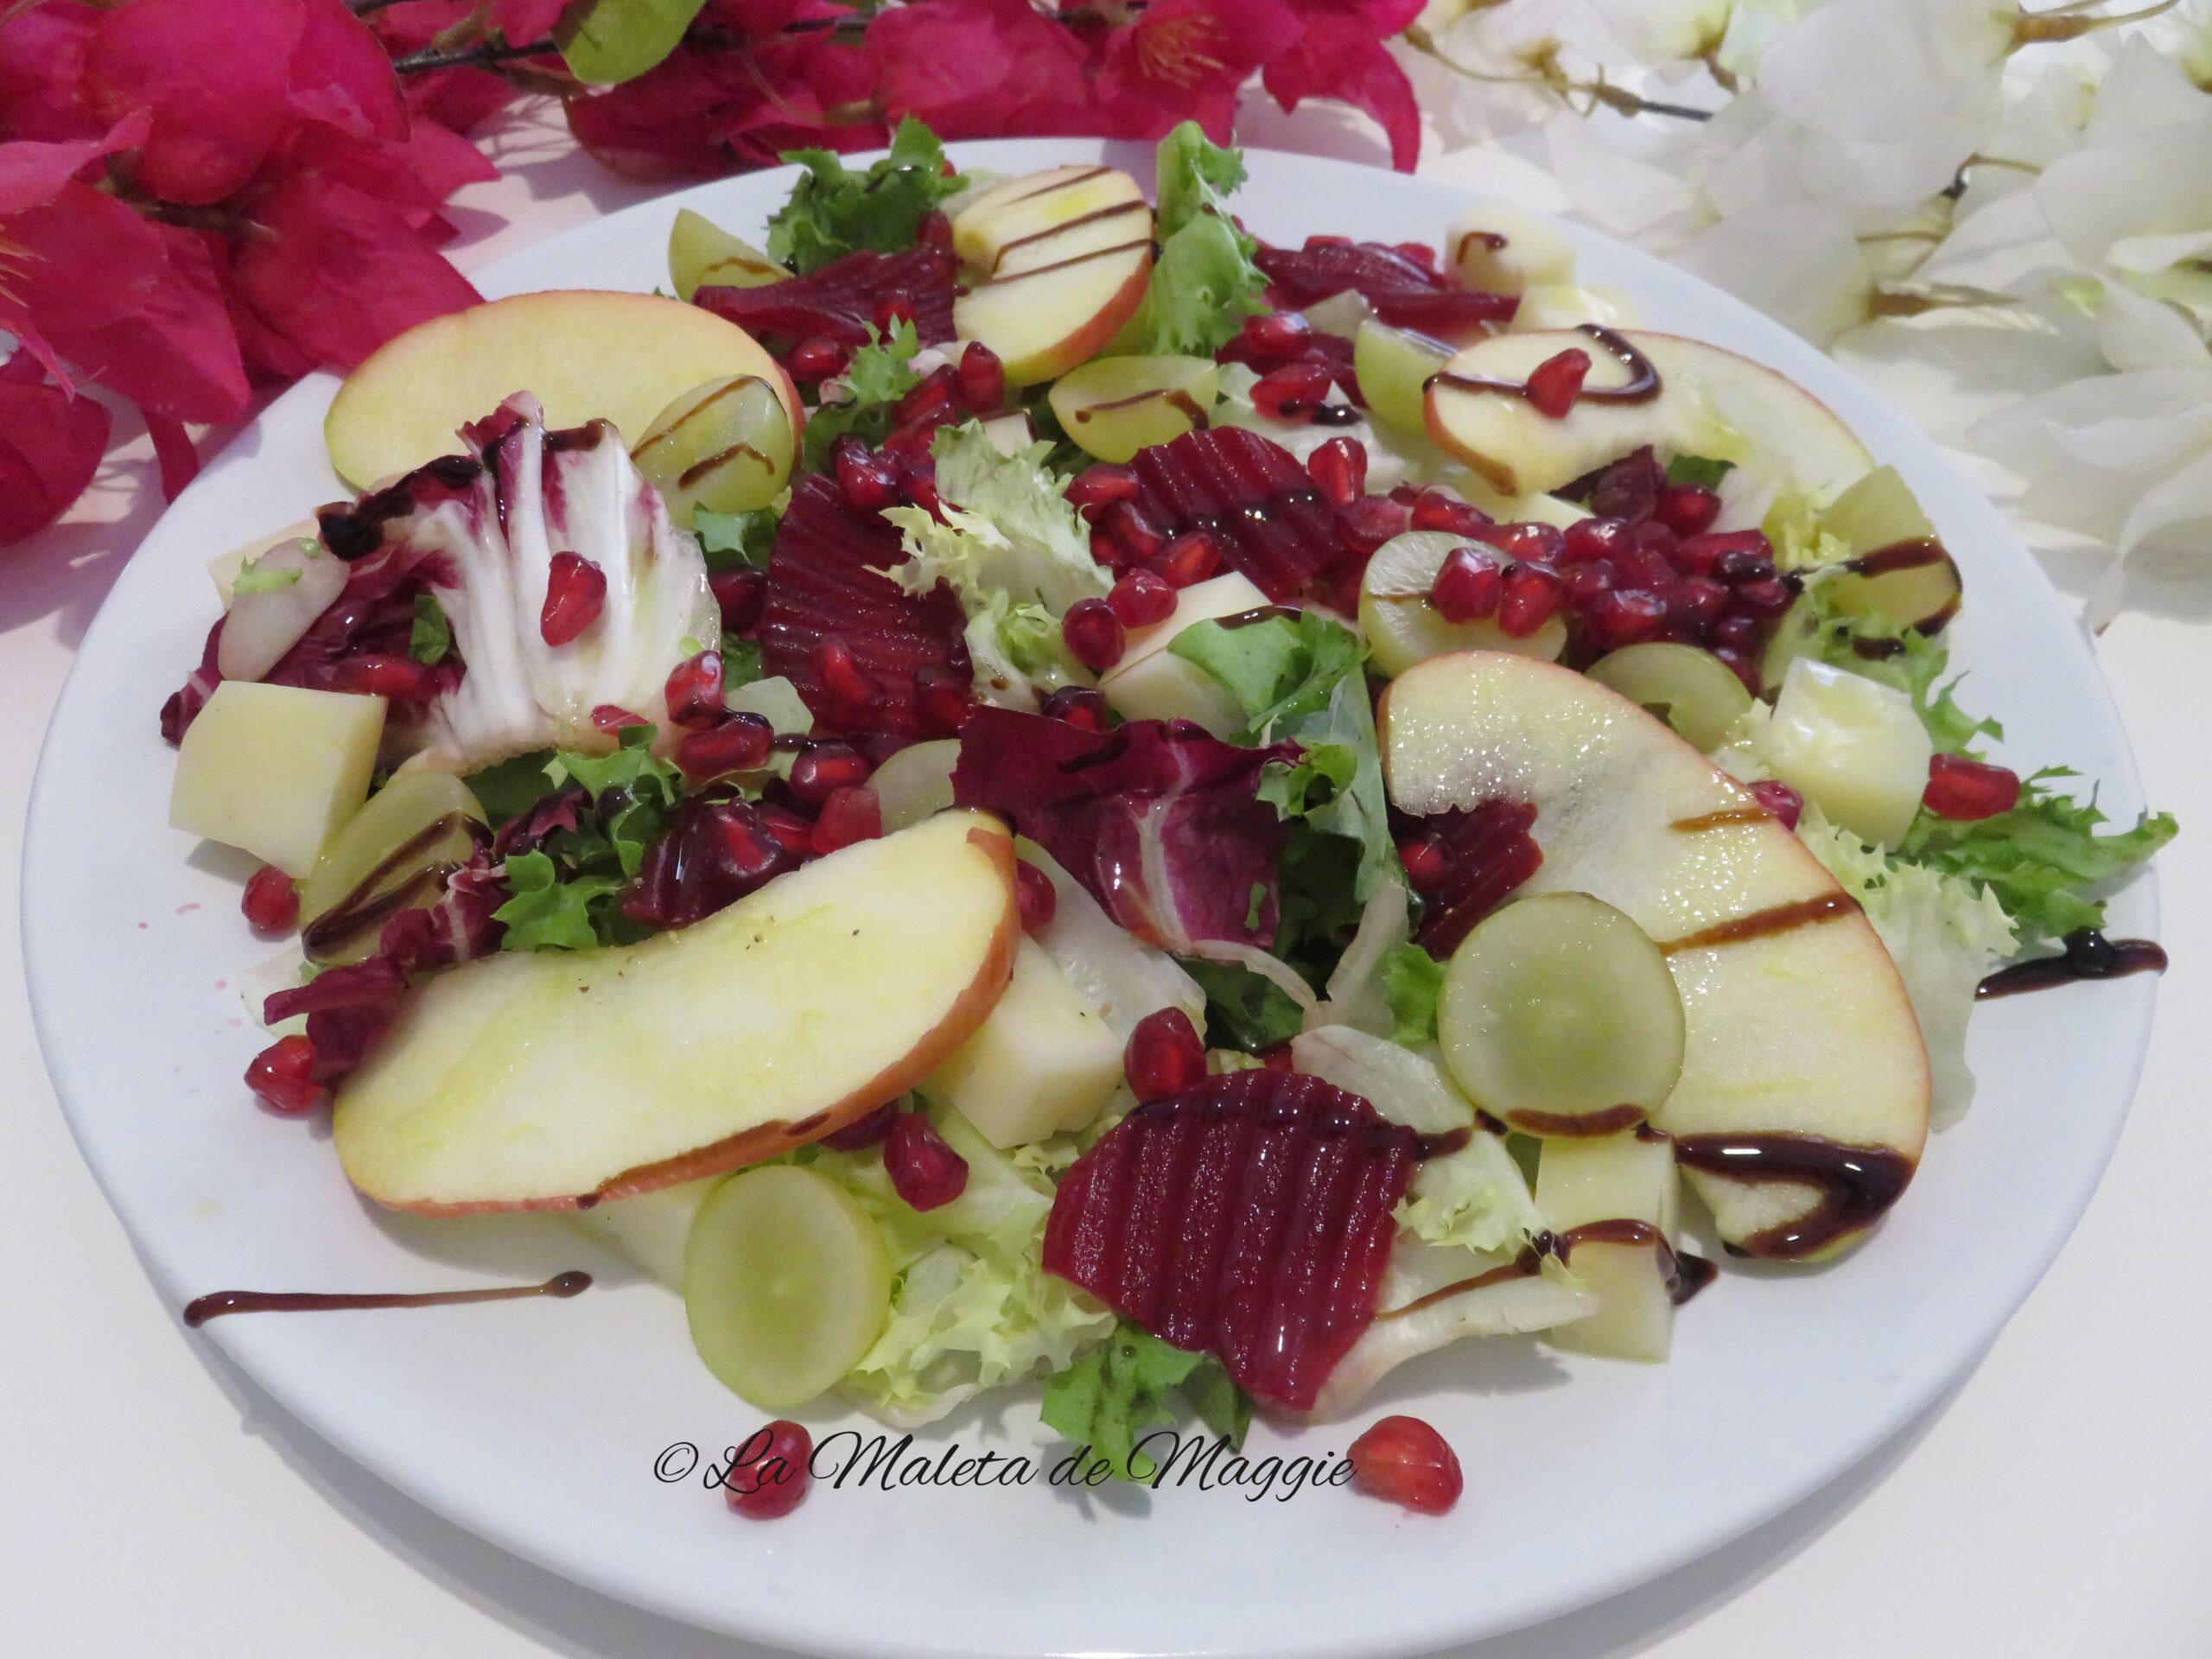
[1511,284,1641,332]
[326,290,803,490]
[1048,353,1218,464]
[667,207,786,302]
[332,810,1020,1212]
[950,164,1148,277]
[1380,651,1929,1258]
[952,185,1154,388]
[1425,330,1873,499]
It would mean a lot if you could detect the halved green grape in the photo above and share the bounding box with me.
[298,770,486,964]
[1048,353,1218,464]
[632,375,794,530]
[1358,530,1567,677]
[1816,465,1962,632]
[869,738,961,832]
[1354,317,1452,436]
[1439,893,1685,1138]
[1586,642,1752,753]
[668,207,786,302]
[683,1164,893,1409]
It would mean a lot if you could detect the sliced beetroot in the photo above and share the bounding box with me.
[1401,800,1543,957]
[950,708,1298,953]
[694,245,957,350]
[1126,426,1349,602]
[759,474,971,741]
[1042,1071,1423,1411]
[1254,240,1518,336]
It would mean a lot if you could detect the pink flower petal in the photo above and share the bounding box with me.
[0,367,109,545]
[0,108,149,216]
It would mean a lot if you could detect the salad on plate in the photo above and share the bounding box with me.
[158,120,2174,1508]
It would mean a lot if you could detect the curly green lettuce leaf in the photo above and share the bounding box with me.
[1169,609,1363,741]
[493,849,620,951]
[925,420,1103,609]
[1040,1322,1249,1482]
[1181,957,1306,1051]
[691,501,781,572]
[767,118,965,273]
[1128,122,1268,358]
[1379,941,1446,1046]
[1798,804,2017,1123]
[799,321,922,474]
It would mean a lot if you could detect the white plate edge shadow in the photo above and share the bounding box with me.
[21,138,2163,1659]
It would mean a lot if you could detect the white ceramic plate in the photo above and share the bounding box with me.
[25,140,2161,1659]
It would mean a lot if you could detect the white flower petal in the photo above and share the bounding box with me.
[1756,0,2009,144]
[2094,280,2211,372]
[1669,203,1874,340]
[1542,111,1707,240]
[2033,114,2212,270]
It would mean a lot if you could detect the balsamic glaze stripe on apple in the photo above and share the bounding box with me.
[159,120,2171,1484]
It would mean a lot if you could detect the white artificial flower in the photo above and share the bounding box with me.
[1584,0,1732,65]
[1755,0,2012,150]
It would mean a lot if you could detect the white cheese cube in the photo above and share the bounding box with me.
[170,682,385,875]
[1765,658,1932,849]
[932,938,1123,1148]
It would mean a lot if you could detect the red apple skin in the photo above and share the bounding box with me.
[958,251,1153,388]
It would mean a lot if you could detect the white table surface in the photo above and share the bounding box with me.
[7,100,2209,1659]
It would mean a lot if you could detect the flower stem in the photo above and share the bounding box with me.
[1402,27,1714,122]
[391,36,562,75]
[2013,0,2180,48]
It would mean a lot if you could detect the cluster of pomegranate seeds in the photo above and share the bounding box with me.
[1923,753,2021,820]
[621,793,814,931]
[245,1033,326,1116]
[1014,861,1058,934]
[1039,684,1110,733]
[539,551,607,647]
[810,785,883,854]
[664,649,726,728]
[886,1110,969,1211]
[1397,800,1544,956]
[1107,569,1177,629]
[674,711,774,782]
[821,1102,899,1152]
[1217,310,1359,407]
[1123,1007,1206,1103]
[1062,597,1127,673]
[1042,1071,1427,1411]
[1123,427,1350,602]
[241,865,299,936]
[1525,347,1591,419]
[1348,1416,1464,1516]
[1750,779,1806,830]
[694,245,957,352]
[1253,238,1520,338]
[759,475,972,740]
[723,1421,812,1521]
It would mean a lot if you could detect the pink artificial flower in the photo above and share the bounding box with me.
[370,2,519,134]
[1094,0,1299,143]
[0,354,109,546]
[0,2,105,144]
[865,0,1097,140]
[491,0,572,42]
[0,111,149,219]
[1262,7,1421,170]
[286,0,411,143]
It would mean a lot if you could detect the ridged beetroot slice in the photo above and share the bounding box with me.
[760,475,970,739]
[1408,800,1542,956]
[694,245,957,349]
[1254,241,1519,336]
[1043,1071,1422,1410]
[1127,427,1347,602]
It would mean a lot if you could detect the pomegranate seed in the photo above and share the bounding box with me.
[1710,613,1762,653]
[1586,587,1669,650]
[1098,499,1166,563]
[1732,577,1793,617]
[880,418,940,465]
[1307,436,1368,507]
[1062,597,1126,673]
[760,804,817,855]
[1714,645,1763,694]
[1251,360,1332,422]
[592,702,648,734]
[913,664,973,735]
[709,568,767,632]
[1396,832,1450,894]
[816,639,882,719]
[1124,1007,1205,1103]
[788,336,849,381]
[1716,545,1777,585]
[539,551,607,647]
[1040,685,1110,733]
[831,435,898,512]
[1015,861,1058,934]
[664,649,725,728]
[1751,779,1804,830]
[873,292,917,332]
[1656,483,1721,537]
[1257,1042,1296,1071]
[811,785,882,853]
[241,865,299,935]
[1486,521,1567,565]
[788,742,872,808]
[1497,563,1566,637]
[893,367,958,428]
[1337,493,1414,556]
[1526,347,1591,419]
[723,1420,811,1521]
[1430,545,1503,622]
[1562,516,1633,565]
[1563,562,1615,606]
[1619,521,1681,589]
[1243,312,1312,358]
[676,712,773,780]
[822,1103,897,1151]
[1348,1415,1462,1515]
[886,1111,969,1210]
[1090,524,1131,570]
[334,654,438,701]
[1148,529,1221,589]
[917,209,952,252]
[1410,491,1492,538]
[1065,463,1140,514]
[956,341,1006,412]
[1108,569,1177,629]
[1923,753,2021,820]
[902,463,943,518]
[246,1034,326,1116]
[1668,576,1730,632]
